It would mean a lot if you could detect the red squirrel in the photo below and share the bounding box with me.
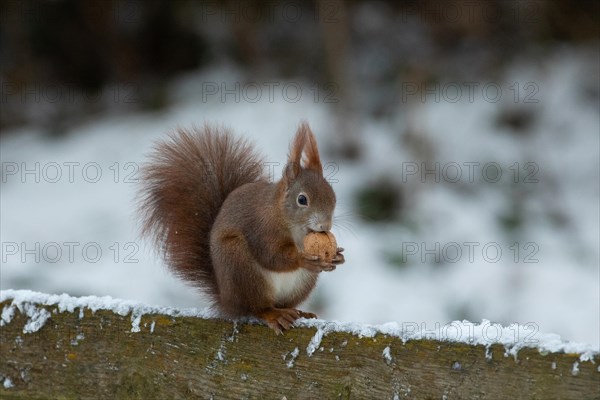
[139,122,345,333]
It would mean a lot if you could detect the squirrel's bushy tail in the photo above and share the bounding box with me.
[139,125,264,298]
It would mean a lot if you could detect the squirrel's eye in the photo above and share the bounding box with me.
[297,193,308,207]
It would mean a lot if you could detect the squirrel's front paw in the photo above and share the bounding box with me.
[301,252,336,272]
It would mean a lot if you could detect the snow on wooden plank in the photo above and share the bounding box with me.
[0,290,598,399]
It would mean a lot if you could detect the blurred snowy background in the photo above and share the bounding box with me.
[1,1,598,347]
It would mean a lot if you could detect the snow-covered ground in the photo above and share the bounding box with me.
[1,49,598,347]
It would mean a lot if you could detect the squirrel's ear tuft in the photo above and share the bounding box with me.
[298,121,323,174]
[289,125,306,164]
[284,124,306,182]
[284,121,323,182]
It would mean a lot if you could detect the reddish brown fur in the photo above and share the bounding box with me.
[139,125,264,298]
[139,122,342,333]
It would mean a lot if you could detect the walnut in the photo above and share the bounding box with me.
[303,231,337,263]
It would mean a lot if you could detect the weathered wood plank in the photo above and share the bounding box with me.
[0,298,598,399]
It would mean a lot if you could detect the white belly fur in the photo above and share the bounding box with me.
[264,268,314,304]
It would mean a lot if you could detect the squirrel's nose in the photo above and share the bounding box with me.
[316,221,332,232]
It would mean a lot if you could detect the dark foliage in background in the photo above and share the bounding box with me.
[1,0,598,131]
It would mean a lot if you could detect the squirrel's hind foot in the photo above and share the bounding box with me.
[257,308,317,335]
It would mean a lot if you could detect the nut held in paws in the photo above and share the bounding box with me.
[303,231,337,263]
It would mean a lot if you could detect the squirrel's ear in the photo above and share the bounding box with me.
[284,125,306,182]
[298,121,323,174]
[284,122,323,183]
[283,162,300,184]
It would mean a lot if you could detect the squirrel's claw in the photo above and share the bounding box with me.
[332,248,345,265]
[301,252,335,272]
[259,308,317,334]
[297,310,317,319]
[302,253,319,262]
